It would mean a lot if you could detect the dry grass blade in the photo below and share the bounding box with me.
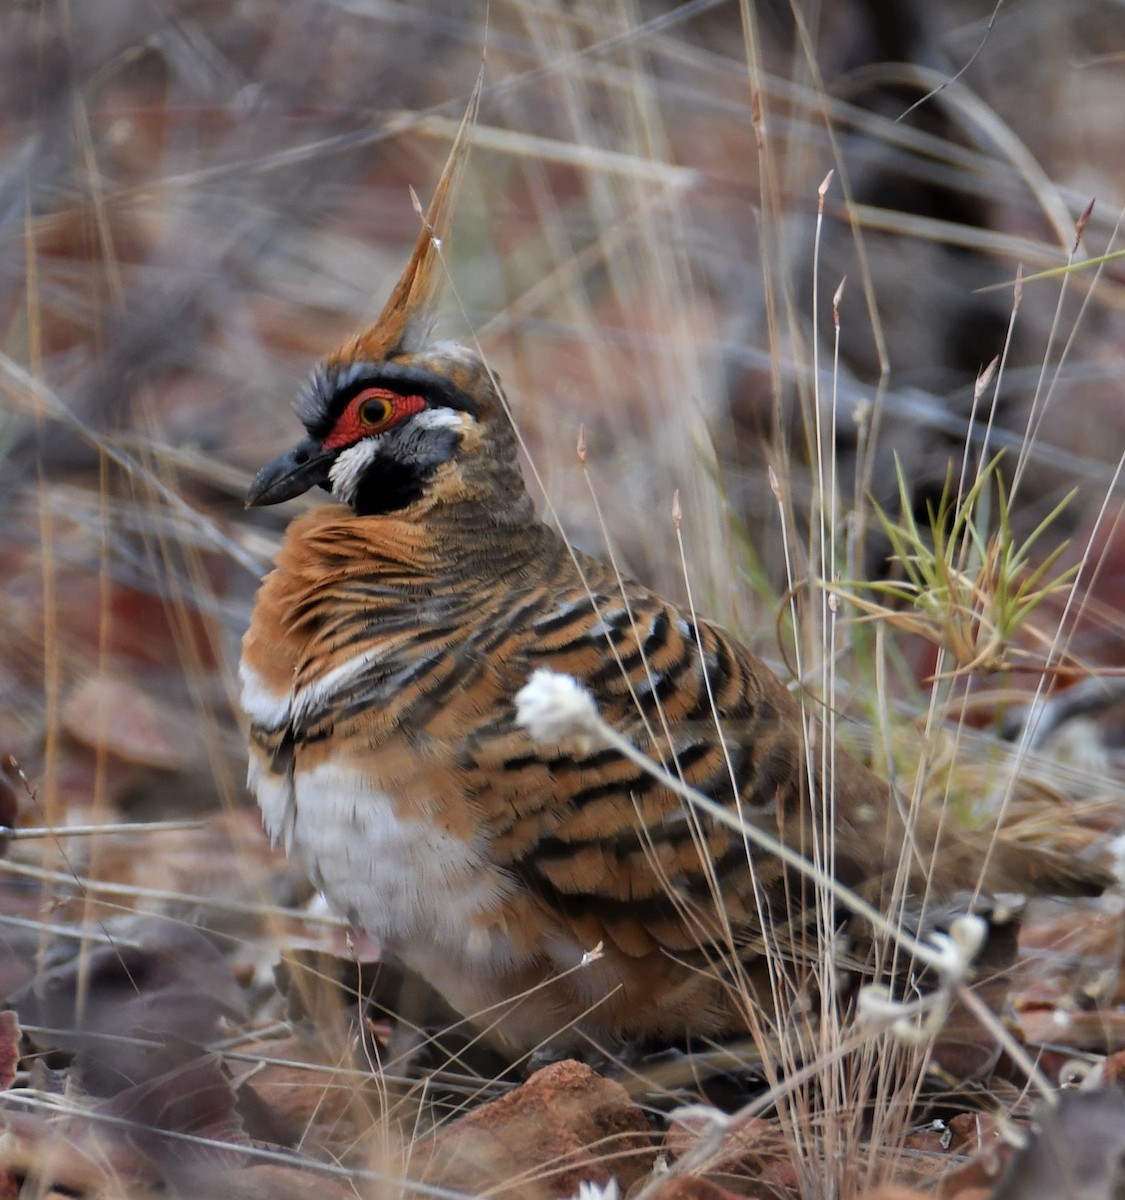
[0,3,1122,1200]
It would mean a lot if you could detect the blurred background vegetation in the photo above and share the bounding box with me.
[3,0,1122,831]
[0,1,1123,1193]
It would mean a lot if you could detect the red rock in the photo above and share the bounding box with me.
[230,1034,366,1155]
[1105,1047,1125,1084]
[421,1059,655,1198]
[854,1188,930,1200]
[0,1013,18,1091]
[663,1113,795,1196]
[664,1115,776,1159]
[228,1164,356,1199]
[647,1177,746,1200]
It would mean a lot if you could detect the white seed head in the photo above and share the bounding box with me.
[856,983,897,1026]
[580,940,605,967]
[924,913,988,986]
[948,914,988,965]
[515,670,600,744]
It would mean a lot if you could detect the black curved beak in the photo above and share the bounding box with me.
[245,436,337,507]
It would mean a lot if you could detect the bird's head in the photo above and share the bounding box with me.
[245,339,512,518]
[246,85,522,519]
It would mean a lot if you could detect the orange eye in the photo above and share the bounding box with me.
[359,393,395,428]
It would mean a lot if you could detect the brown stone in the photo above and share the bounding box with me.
[854,1188,930,1200]
[420,1059,655,1199]
[231,1034,368,1153]
[662,1113,796,1196]
[229,1164,357,1200]
[647,1177,748,1200]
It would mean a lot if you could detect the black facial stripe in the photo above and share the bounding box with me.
[297,360,479,437]
[344,423,461,517]
[351,457,428,516]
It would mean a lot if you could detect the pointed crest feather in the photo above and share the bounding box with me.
[346,74,481,363]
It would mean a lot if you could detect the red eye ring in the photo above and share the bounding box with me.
[322,388,425,450]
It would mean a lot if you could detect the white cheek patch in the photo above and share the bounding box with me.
[327,409,466,505]
[413,407,466,432]
[329,438,382,504]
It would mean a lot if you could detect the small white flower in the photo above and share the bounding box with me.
[515,670,600,744]
[569,1182,619,1200]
